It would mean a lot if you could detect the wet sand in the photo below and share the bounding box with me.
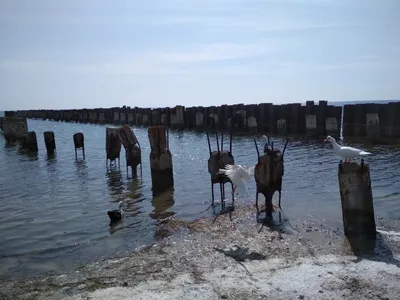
[2,204,400,300]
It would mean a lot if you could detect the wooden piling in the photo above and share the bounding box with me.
[338,161,376,238]
[43,131,56,155]
[73,132,85,159]
[20,131,39,152]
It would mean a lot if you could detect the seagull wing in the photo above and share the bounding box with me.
[237,165,254,183]
[219,164,245,187]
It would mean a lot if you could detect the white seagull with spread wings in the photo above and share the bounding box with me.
[218,164,255,196]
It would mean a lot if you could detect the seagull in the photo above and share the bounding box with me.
[107,201,125,224]
[324,135,372,162]
[218,164,254,196]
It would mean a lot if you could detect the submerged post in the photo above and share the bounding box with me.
[254,136,288,219]
[116,125,142,178]
[106,127,122,168]
[148,126,174,192]
[73,132,85,160]
[338,161,376,238]
[20,131,39,153]
[207,131,235,207]
[43,131,56,155]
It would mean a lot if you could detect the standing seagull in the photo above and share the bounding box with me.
[107,201,125,224]
[324,135,372,162]
[218,164,254,196]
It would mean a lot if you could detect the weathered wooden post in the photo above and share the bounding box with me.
[73,132,85,160]
[106,127,122,168]
[338,160,376,238]
[254,136,288,218]
[20,131,39,153]
[148,126,174,192]
[43,131,56,155]
[116,125,142,178]
[207,132,235,207]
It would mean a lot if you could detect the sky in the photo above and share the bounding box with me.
[1,0,399,110]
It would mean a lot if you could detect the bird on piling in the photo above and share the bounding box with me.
[107,201,125,224]
[324,135,372,162]
[218,164,255,196]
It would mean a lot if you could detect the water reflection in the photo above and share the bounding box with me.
[74,159,88,182]
[17,148,38,160]
[150,186,175,220]
[125,177,144,201]
[46,153,57,163]
[106,170,124,199]
[150,188,175,220]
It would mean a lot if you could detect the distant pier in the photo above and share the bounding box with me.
[5,100,400,140]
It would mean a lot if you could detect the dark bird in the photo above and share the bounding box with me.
[107,201,125,224]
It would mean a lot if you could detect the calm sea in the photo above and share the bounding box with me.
[0,100,399,280]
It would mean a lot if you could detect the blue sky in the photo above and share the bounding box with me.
[1,0,399,110]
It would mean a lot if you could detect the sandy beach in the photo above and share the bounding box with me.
[2,204,400,300]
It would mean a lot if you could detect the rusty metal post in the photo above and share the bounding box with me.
[73,132,85,160]
[116,125,142,178]
[207,131,235,207]
[43,131,56,155]
[338,160,376,238]
[106,127,122,169]
[254,137,288,219]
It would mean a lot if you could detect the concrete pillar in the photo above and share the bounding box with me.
[391,102,400,138]
[338,161,376,238]
[195,108,204,129]
[113,109,120,125]
[288,103,301,135]
[73,132,85,160]
[151,109,161,126]
[127,110,134,125]
[305,101,317,137]
[184,107,193,129]
[43,131,56,155]
[2,117,28,143]
[353,104,366,137]
[120,111,126,125]
[148,126,174,191]
[172,105,185,129]
[142,110,149,126]
[274,105,287,136]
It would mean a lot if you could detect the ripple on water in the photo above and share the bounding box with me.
[0,119,399,278]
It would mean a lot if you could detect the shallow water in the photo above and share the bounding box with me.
[0,119,399,279]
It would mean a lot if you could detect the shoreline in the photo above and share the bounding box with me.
[2,204,400,300]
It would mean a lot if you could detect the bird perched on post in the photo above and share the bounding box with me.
[218,164,255,196]
[107,201,125,224]
[324,135,372,162]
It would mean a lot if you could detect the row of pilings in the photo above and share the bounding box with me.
[5,100,400,139]
[0,115,379,249]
